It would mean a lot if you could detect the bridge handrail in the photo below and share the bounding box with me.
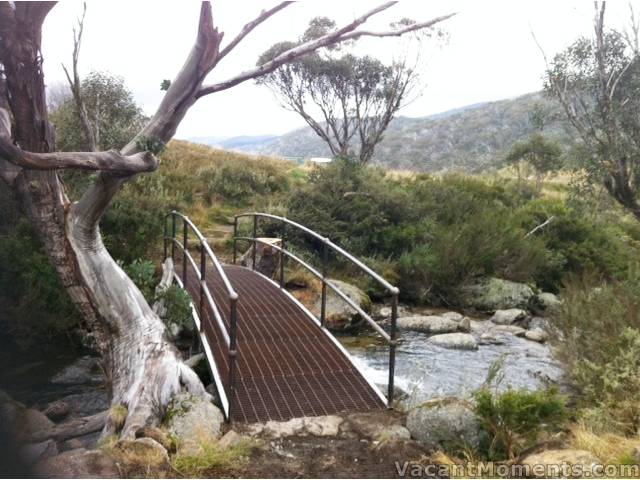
[235,212,398,295]
[164,210,239,420]
[233,212,399,405]
[235,236,391,342]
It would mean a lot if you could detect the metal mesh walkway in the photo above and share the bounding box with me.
[180,263,385,424]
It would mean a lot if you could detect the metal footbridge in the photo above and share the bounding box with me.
[164,211,399,423]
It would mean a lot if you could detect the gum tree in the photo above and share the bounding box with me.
[0,1,452,437]
[543,2,640,219]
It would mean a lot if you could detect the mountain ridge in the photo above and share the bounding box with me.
[186,91,569,172]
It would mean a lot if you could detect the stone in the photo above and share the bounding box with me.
[530,292,562,316]
[490,308,528,325]
[50,356,104,385]
[406,398,484,450]
[239,238,282,278]
[19,439,58,465]
[479,332,506,345]
[489,324,526,336]
[166,393,224,454]
[248,415,343,438]
[343,413,410,442]
[458,317,471,333]
[304,415,343,436]
[530,316,551,330]
[34,448,119,479]
[43,401,70,422]
[313,279,372,331]
[24,408,55,437]
[135,426,173,452]
[456,277,534,312]
[428,333,478,350]
[525,327,549,343]
[115,438,170,471]
[251,417,305,438]
[57,389,108,417]
[440,311,464,321]
[397,315,462,334]
[217,430,243,449]
[184,352,205,369]
[521,449,601,478]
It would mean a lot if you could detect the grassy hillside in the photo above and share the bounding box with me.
[208,92,571,173]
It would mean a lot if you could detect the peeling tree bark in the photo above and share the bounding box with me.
[0,1,453,438]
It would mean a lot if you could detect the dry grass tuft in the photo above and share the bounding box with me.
[568,423,639,465]
[108,404,128,432]
[171,438,254,477]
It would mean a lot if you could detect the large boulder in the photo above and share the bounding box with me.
[490,308,528,325]
[34,448,119,479]
[313,279,372,331]
[428,333,478,350]
[406,398,484,450]
[397,315,464,334]
[525,328,549,343]
[521,449,601,478]
[50,356,104,385]
[19,440,58,465]
[456,277,534,312]
[114,438,170,471]
[239,238,282,279]
[530,292,562,316]
[165,393,224,454]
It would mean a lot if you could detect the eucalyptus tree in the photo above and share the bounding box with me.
[543,2,640,219]
[257,16,451,164]
[0,2,453,438]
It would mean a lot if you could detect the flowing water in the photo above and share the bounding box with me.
[338,316,564,407]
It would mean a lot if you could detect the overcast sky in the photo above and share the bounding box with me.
[40,1,634,139]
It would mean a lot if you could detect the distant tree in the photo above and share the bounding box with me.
[543,2,640,220]
[505,133,563,191]
[257,16,450,164]
[51,71,147,152]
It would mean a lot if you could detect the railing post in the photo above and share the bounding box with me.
[279,220,286,288]
[388,292,398,407]
[228,296,239,422]
[320,241,328,327]
[171,213,176,262]
[182,219,188,286]
[199,241,206,332]
[251,215,257,271]
[232,216,238,265]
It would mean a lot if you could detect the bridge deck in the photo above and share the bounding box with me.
[180,263,385,423]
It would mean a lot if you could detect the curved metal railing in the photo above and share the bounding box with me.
[233,212,400,405]
[164,210,238,419]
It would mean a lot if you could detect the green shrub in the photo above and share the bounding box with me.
[0,215,80,348]
[200,161,289,205]
[155,285,192,329]
[474,387,567,460]
[554,273,640,433]
[121,259,157,302]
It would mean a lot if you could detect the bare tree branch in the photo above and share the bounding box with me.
[197,1,450,97]
[62,2,97,151]
[217,2,294,63]
[525,216,555,237]
[0,108,156,173]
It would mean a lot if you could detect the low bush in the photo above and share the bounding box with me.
[155,285,192,329]
[554,272,640,434]
[473,387,567,460]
